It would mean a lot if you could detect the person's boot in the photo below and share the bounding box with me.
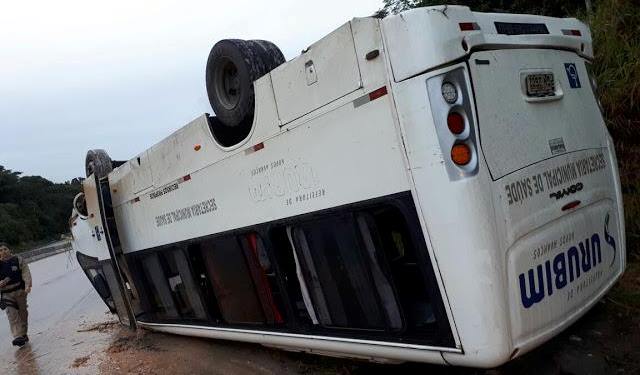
[23,335,28,343]
[12,336,26,347]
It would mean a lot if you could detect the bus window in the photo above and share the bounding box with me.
[269,228,313,326]
[157,249,208,320]
[238,233,285,324]
[186,243,223,322]
[289,214,399,330]
[200,236,266,325]
[355,214,403,330]
[76,252,116,312]
[364,205,443,338]
[139,253,179,320]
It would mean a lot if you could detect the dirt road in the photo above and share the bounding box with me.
[1,251,638,374]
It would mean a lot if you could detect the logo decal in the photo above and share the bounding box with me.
[518,214,618,309]
[549,182,583,200]
[605,213,617,267]
[519,233,602,309]
[565,63,581,88]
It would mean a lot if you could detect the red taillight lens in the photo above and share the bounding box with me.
[562,29,582,36]
[459,22,480,31]
[447,112,465,135]
[451,144,472,166]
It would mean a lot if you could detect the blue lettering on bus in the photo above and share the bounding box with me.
[518,220,615,309]
[604,213,616,267]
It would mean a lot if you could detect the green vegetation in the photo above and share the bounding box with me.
[589,0,640,257]
[0,166,82,251]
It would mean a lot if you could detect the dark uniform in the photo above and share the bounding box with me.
[0,255,32,345]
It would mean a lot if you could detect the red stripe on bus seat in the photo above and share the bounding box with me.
[246,233,284,324]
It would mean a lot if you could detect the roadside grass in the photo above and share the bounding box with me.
[590,0,640,314]
[609,260,640,311]
[590,0,640,146]
[590,0,640,255]
[615,143,640,259]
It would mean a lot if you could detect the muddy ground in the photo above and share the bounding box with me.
[3,251,638,375]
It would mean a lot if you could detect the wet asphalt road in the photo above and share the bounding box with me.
[0,251,112,374]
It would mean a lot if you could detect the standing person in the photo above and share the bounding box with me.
[0,243,32,347]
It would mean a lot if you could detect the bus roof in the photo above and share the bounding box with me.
[382,5,592,82]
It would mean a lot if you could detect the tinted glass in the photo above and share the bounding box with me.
[159,249,208,320]
[200,236,266,324]
[238,233,285,324]
[291,215,394,330]
[139,253,179,319]
[366,206,439,334]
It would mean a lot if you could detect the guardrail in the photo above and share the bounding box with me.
[20,240,73,263]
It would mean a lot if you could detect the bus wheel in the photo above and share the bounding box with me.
[205,39,284,128]
[85,149,113,178]
[247,40,285,71]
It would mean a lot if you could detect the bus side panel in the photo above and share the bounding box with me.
[112,93,412,254]
[391,65,514,366]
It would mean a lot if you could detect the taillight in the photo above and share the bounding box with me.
[562,29,582,36]
[459,22,481,31]
[451,144,472,165]
[427,67,479,180]
[447,112,465,135]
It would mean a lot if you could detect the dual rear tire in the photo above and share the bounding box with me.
[205,39,285,128]
[85,149,112,178]
[85,39,283,177]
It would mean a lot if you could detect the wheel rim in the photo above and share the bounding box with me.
[214,57,240,110]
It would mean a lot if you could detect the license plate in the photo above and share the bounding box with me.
[525,73,555,97]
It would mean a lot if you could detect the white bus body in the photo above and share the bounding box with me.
[71,6,625,367]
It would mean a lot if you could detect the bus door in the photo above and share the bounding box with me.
[95,174,140,328]
[74,174,138,328]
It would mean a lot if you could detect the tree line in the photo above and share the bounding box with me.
[375,0,589,18]
[0,165,82,249]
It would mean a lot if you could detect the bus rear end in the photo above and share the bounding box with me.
[383,6,625,367]
[470,47,625,356]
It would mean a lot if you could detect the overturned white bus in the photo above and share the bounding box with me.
[69,5,626,367]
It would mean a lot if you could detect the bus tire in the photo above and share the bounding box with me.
[205,39,284,128]
[206,39,264,127]
[85,149,113,178]
[248,40,285,71]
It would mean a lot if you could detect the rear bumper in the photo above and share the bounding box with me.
[444,145,625,368]
[512,261,623,359]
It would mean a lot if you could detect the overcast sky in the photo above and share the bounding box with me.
[0,0,381,182]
